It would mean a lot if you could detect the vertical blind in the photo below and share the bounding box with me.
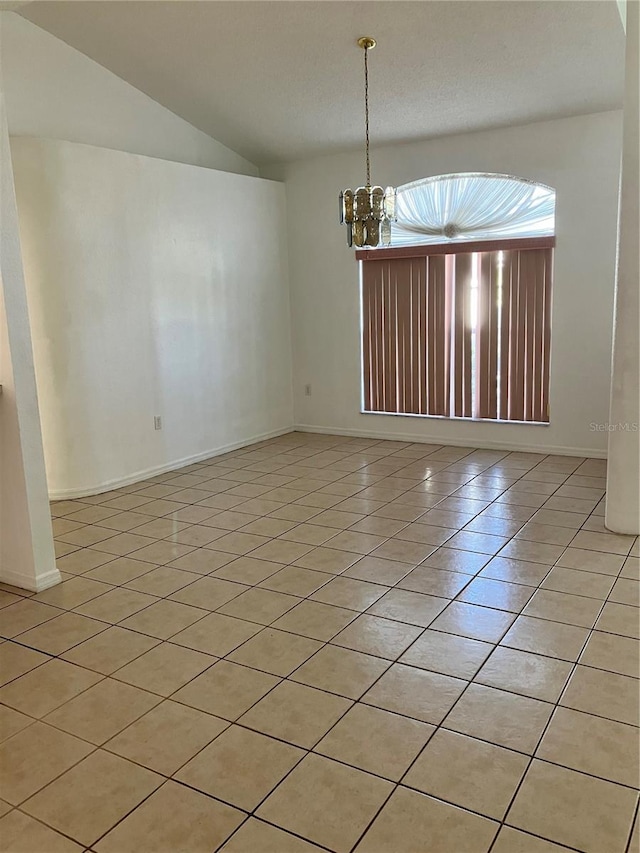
[361,255,451,416]
[359,238,554,423]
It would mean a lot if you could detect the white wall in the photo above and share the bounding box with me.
[12,138,293,498]
[0,86,59,591]
[1,12,258,177]
[266,111,623,457]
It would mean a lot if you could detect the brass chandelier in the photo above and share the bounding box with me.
[339,37,396,248]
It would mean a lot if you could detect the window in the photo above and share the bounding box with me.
[358,174,556,424]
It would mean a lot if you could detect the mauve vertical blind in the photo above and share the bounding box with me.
[359,238,554,423]
[361,255,451,416]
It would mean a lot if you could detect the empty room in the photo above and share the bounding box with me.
[0,1,638,852]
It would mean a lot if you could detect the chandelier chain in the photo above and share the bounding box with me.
[364,43,370,187]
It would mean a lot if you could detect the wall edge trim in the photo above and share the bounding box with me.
[293,423,607,459]
[48,425,295,500]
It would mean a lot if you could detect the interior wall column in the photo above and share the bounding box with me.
[0,14,60,591]
[606,0,640,534]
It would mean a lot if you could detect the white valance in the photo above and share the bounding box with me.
[391,173,556,247]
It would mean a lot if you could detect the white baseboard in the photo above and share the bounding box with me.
[48,426,296,500]
[293,423,607,459]
[0,565,61,593]
[48,421,606,501]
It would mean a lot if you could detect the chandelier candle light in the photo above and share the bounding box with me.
[339,36,396,248]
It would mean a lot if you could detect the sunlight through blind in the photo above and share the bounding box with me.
[359,240,553,423]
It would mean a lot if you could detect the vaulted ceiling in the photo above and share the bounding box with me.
[19,1,624,166]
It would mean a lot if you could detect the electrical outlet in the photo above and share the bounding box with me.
[304,384,312,397]
[154,416,162,430]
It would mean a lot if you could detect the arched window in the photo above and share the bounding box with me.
[391,173,555,246]
[358,173,556,423]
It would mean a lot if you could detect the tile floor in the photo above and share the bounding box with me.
[1,432,638,853]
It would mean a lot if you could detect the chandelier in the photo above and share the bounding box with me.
[339,37,396,248]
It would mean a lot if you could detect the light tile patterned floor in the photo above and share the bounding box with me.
[1,432,638,853]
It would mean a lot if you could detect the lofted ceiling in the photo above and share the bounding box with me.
[19,0,624,166]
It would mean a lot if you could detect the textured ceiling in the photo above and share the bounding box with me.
[20,1,624,166]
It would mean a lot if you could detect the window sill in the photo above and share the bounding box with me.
[361,410,550,426]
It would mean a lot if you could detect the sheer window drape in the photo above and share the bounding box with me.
[391,173,555,247]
